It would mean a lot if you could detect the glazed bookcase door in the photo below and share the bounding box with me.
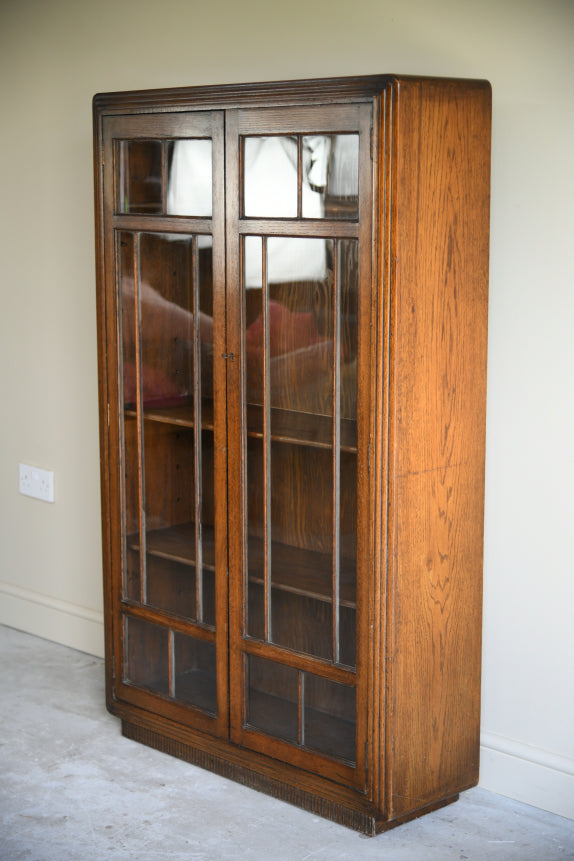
[226,103,373,788]
[101,111,229,736]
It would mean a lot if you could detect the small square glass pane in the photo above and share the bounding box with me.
[118,140,162,215]
[166,139,213,217]
[246,655,298,743]
[302,134,359,220]
[124,616,169,696]
[173,633,217,714]
[304,673,356,764]
[244,137,297,218]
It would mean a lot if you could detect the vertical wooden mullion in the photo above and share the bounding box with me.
[192,235,204,623]
[297,136,303,219]
[168,629,175,699]
[298,670,305,747]
[160,141,167,214]
[262,237,272,644]
[133,232,146,606]
[332,239,341,665]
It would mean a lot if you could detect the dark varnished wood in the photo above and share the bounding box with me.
[93,74,491,835]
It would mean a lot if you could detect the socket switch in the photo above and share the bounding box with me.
[19,463,55,503]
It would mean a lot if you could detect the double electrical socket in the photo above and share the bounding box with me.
[19,462,55,503]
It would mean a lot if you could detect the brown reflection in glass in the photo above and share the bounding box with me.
[166,139,213,217]
[245,237,334,418]
[173,633,217,714]
[120,232,215,624]
[118,140,162,215]
[246,655,298,743]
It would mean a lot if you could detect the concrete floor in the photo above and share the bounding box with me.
[1,624,573,861]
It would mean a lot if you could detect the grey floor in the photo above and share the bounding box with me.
[1,625,573,861]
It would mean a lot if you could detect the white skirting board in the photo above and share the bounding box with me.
[480,731,574,821]
[0,580,104,658]
[0,583,572,822]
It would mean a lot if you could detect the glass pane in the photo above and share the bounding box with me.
[339,239,358,419]
[139,233,194,407]
[244,137,297,218]
[125,616,169,696]
[266,237,332,416]
[270,443,333,660]
[166,139,213,217]
[340,451,357,669]
[246,655,298,743]
[173,632,217,714]
[304,673,356,764]
[246,438,265,642]
[338,240,358,668]
[118,231,141,602]
[146,556,196,620]
[133,232,215,625]
[302,134,359,220]
[118,140,162,214]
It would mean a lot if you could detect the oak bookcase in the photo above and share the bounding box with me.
[93,74,491,834]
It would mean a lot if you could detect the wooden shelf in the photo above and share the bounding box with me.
[125,401,357,453]
[125,400,215,430]
[247,534,356,609]
[129,523,356,609]
[128,523,216,571]
[245,404,357,453]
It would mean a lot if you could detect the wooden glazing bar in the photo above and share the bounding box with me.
[237,219,358,237]
[297,136,303,219]
[133,232,146,606]
[240,637,356,687]
[192,236,204,624]
[168,629,175,698]
[112,215,213,234]
[121,603,216,643]
[332,239,341,665]
[262,237,272,643]
[298,670,305,747]
[160,141,167,214]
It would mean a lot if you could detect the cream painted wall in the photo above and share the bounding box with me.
[1,0,573,821]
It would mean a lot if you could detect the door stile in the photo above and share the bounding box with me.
[223,110,246,742]
[332,238,341,666]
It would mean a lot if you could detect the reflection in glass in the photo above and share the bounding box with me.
[118,140,162,214]
[244,137,298,218]
[307,134,359,220]
[118,229,216,626]
[166,139,213,217]
[119,231,141,603]
[243,234,358,666]
[243,134,359,220]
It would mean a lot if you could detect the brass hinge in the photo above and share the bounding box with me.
[370,126,374,160]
